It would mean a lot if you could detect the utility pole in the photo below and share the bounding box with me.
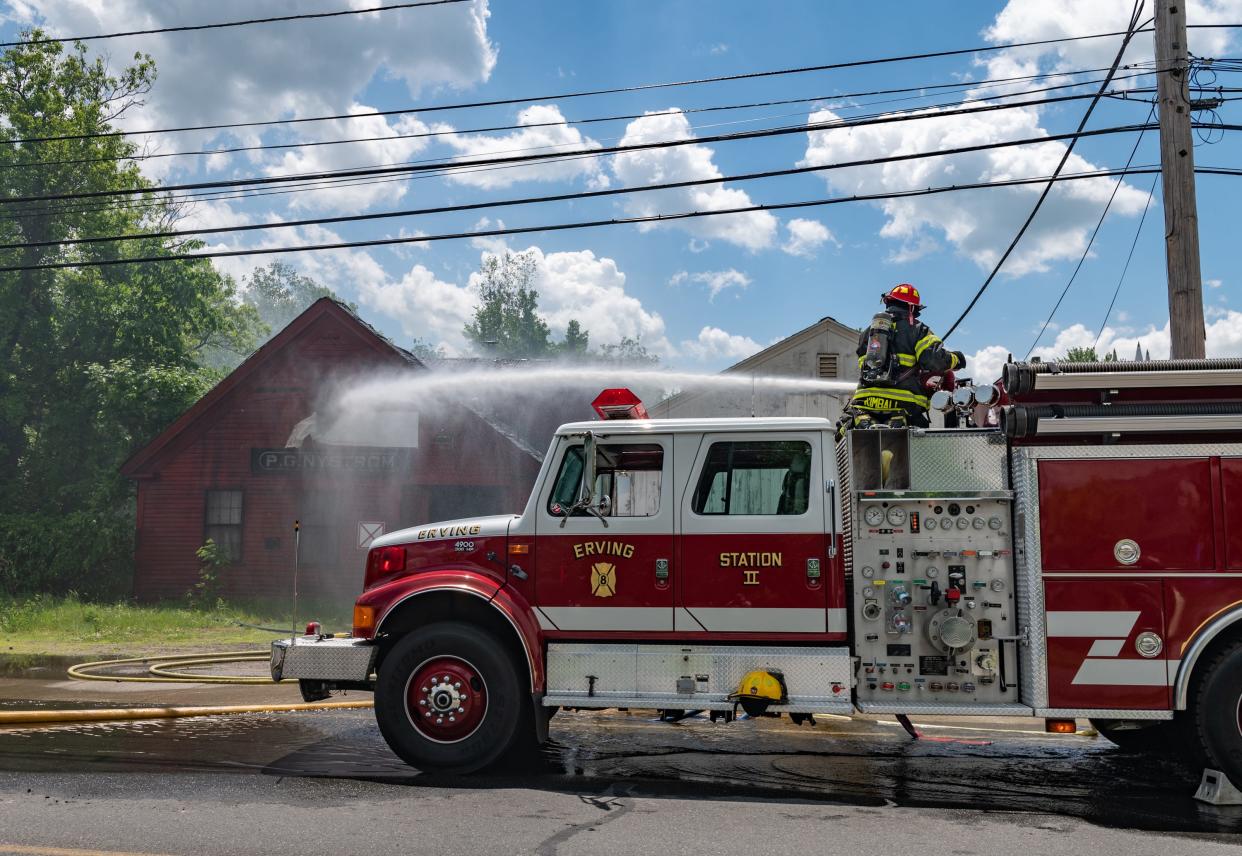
[1154,0,1206,358]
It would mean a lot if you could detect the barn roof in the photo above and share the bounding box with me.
[121,298,545,477]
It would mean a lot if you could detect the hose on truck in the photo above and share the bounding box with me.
[1003,357,1242,396]
[1002,401,1242,437]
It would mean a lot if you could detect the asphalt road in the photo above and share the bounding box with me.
[0,704,1240,855]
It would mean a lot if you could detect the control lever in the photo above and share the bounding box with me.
[927,580,942,606]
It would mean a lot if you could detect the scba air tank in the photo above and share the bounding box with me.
[861,312,897,384]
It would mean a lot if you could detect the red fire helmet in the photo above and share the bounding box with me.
[883,283,924,309]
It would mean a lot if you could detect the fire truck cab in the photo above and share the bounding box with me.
[273,365,1242,787]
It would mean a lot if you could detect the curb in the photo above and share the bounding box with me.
[0,699,373,725]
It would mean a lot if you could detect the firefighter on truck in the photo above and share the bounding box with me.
[841,283,967,434]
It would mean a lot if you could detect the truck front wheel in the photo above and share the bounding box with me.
[375,622,523,773]
[1188,639,1242,784]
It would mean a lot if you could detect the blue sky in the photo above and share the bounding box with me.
[4,0,1241,380]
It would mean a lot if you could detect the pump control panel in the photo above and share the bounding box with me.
[852,495,1018,706]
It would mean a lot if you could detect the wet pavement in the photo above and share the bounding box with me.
[1,703,1239,842]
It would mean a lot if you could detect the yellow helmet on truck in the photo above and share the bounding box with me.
[728,669,788,717]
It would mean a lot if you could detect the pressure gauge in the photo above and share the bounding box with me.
[886,506,908,527]
[956,516,970,530]
[925,566,940,578]
[862,586,876,599]
[924,517,938,531]
[861,565,875,579]
[972,517,985,530]
[990,578,1005,592]
[940,518,953,530]
[863,506,885,527]
[988,516,1003,531]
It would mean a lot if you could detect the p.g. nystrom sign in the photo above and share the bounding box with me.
[250,447,408,475]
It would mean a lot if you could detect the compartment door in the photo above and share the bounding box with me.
[1044,579,1168,709]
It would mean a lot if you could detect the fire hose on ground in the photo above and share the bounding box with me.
[0,650,373,726]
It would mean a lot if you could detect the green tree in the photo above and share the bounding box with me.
[463,251,552,358]
[409,337,446,361]
[597,336,660,366]
[1060,347,1117,363]
[559,320,590,355]
[0,33,260,595]
[243,261,353,340]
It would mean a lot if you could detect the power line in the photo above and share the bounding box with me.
[1,1,472,48]
[6,166,1241,275]
[0,89,1154,207]
[0,65,1157,172]
[0,168,1179,273]
[0,126,1168,252]
[2,81,1164,223]
[1024,102,1158,358]
[0,31,1176,146]
[1093,175,1161,351]
[942,1,1148,341]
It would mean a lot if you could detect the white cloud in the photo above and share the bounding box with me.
[782,218,837,258]
[681,326,764,362]
[351,243,670,355]
[969,345,1013,385]
[669,268,752,300]
[1208,278,1224,289]
[795,0,1241,275]
[970,310,1242,379]
[800,103,1148,275]
[264,107,434,212]
[521,247,671,353]
[470,217,510,253]
[438,104,609,189]
[612,110,779,251]
[357,264,477,346]
[982,0,1240,87]
[7,0,497,182]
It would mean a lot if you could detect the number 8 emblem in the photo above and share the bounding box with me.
[590,562,617,598]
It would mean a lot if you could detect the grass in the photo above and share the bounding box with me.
[0,594,354,657]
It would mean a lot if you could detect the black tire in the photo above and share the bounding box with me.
[1090,718,1175,753]
[1187,639,1242,783]
[375,622,524,774]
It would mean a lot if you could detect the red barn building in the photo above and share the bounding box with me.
[121,298,546,601]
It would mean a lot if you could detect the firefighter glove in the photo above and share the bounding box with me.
[951,350,967,370]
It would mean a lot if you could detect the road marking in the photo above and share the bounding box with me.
[0,846,177,856]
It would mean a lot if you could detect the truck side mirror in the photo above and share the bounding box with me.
[579,431,597,507]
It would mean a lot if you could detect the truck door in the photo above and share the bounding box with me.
[533,434,674,632]
[677,432,833,637]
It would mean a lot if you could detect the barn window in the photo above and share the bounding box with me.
[692,441,812,516]
[204,490,244,562]
[817,353,839,379]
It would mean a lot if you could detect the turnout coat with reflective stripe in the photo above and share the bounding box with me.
[852,308,962,420]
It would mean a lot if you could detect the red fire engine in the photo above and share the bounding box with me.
[272,360,1242,786]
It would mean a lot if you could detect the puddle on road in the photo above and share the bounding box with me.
[0,707,1238,836]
